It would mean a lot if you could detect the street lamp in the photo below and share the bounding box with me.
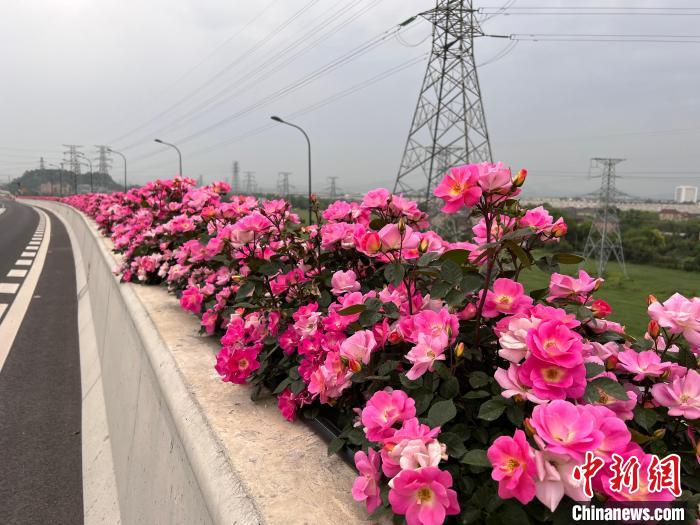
[154,138,183,176]
[78,154,94,193]
[270,116,312,225]
[47,163,61,196]
[108,148,127,193]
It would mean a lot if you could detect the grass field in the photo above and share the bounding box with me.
[518,258,700,338]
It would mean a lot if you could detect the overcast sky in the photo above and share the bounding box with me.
[0,0,698,199]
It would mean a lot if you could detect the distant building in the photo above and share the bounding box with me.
[659,208,698,222]
[675,186,698,204]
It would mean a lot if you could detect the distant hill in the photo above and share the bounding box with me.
[1,169,125,195]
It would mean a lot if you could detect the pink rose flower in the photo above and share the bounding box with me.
[495,364,548,404]
[518,356,587,400]
[405,333,448,380]
[433,165,483,213]
[180,286,204,313]
[330,270,361,295]
[526,320,584,368]
[361,389,417,442]
[648,293,700,346]
[476,161,513,194]
[487,429,537,504]
[339,330,377,370]
[481,278,533,318]
[616,348,673,381]
[530,400,605,461]
[215,345,261,384]
[651,369,700,419]
[547,270,602,303]
[352,449,382,514]
[388,467,460,525]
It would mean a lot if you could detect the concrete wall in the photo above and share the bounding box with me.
[33,201,365,525]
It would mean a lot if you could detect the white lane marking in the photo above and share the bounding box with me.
[0,303,7,319]
[7,269,27,278]
[0,283,20,294]
[28,242,40,246]
[0,209,5,216]
[0,210,50,373]
[15,259,32,266]
[21,252,36,258]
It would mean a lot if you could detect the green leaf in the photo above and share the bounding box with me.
[478,398,507,421]
[553,252,585,264]
[439,376,460,399]
[338,303,366,316]
[290,378,306,394]
[529,287,549,301]
[399,374,423,391]
[445,289,467,308]
[417,252,441,266]
[414,390,435,416]
[502,227,535,241]
[503,239,531,268]
[461,449,491,467]
[469,371,490,389]
[427,399,457,427]
[439,432,467,458]
[235,281,255,300]
[272,377,292,394]
[384,263,405,286]
[439,249,470,265]
[678,345,698,370]
[359,309,382,327]
[506,404,524,427]
[583,377,629,403]
[327,436,345,456]
[369,217,386,230]
[440,260,463,284]
[376,360,400,377]
[633,406,658,432]
[463,390,490,400]
[585,362,605,378]
[430,281,452,300]
[460,272,483,293]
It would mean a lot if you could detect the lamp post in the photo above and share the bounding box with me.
[108,148,127,193]
[154,138,183,176]
[270,116,312,225]
[48,163,61,196]
[78,154,94,193]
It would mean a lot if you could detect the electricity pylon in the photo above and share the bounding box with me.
[63,144,82,194]
[243,171,256,194]
[583,158,628,278]
[231,161,240,193]
[277,172,292,197]
[394,0,492,203]
[95,145,112,175]
[327,176,341,199]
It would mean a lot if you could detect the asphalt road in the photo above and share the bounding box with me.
[0,200,83,524]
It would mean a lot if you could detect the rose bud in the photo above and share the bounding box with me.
[418,238,429,254]
[523,418,537,438]
[454,342,464,358]
[647,320,660,338]
[512,168,527,187]
[551,221,567,238]
[591,299,612,318]
[647,294,658,305]
[398,217,406,233]
[605,355,618,371]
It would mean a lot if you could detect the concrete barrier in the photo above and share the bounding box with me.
[31,201,365,525]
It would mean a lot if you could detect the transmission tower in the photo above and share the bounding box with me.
[394,0,492,203]
[95,145,112,175]
[277,171,292,197]
[243,171,257,194]
[583,158,628,278]
[39,157,45,170]
[231,161,240,193]
[63,144,82,194]
[327,176,341,199]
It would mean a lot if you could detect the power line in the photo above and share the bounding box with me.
[107,0,321,146]
[132,53,427,171]
[118,0,380,152]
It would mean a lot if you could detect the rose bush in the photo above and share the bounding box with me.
[62,162,700,524]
